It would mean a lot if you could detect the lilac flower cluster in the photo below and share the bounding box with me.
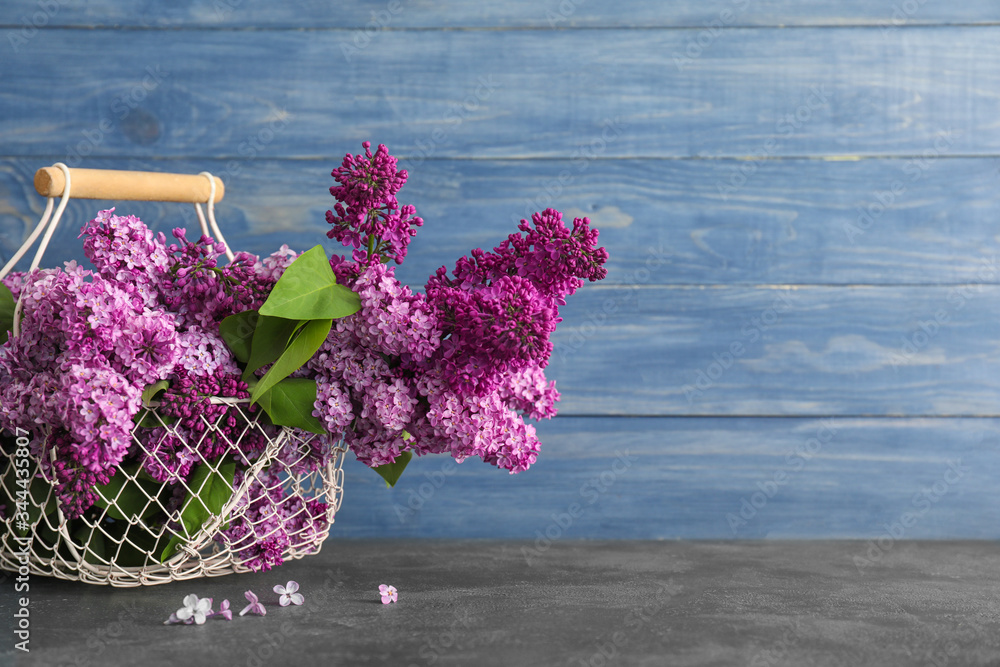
[316,143,608,474]
[219,469,328,572]
[326,141,423,265]
[159,229,271,329]
[0,210,300,525]
[0,262,163,516]
[140,369,268,484]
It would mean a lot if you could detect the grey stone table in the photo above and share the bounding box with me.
[2,540,1000,666]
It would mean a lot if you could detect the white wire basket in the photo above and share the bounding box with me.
[0,164,348,586]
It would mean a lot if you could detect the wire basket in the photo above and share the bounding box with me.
[0,402,346,586]
[0,164,347,586]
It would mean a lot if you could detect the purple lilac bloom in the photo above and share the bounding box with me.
[325,141,423,266]
[219,469,330,573]
[40,429,112,519]
[80,208,171,308]
[155,369,260,462]
[308,144,609,474]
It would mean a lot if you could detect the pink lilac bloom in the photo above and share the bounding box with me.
[239,590,266,617]
[111,311,180,386]
[175,327,241,376]
[274,581,304,606]
[336,261,439,360]
[379,584,397,604]
[499,365,560,421]
[56,364,141,474]
[80,208,171,308]
[212,600,232,621]
[254,244,298,282]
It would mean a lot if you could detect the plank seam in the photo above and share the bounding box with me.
[4,24,1000,31]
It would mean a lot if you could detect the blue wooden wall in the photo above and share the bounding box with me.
[2,2,1000,540]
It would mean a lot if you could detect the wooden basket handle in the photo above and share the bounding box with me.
[34,167,225,203]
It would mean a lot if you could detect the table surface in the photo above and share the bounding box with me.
[2,540,999,667]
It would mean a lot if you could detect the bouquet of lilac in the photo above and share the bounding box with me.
[0,142,608,579]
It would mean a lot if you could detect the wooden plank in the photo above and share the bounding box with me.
[2,1,998,28]
[4,157,1000,287]
[2,28,999,158]
[547,284,1000,416]
[333,416,1000,539]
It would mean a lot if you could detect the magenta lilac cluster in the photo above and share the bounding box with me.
[0,211,315,535]
[326,142,423,265]
[312,143,608,473]
[219,469,329,572]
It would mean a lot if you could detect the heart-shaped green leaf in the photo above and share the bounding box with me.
[259,245,360,320]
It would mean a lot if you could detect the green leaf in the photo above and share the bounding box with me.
[258,245,361,320]
[93,464,162,522]
[159,459,235,562]
[141,380,170,406]
[102,521,164,568]
[249,318,333,405]
[136,380,174,427]
[0,283,14,345]
[255,378,326,435]
[219,310,260,363]
[74,524,108,565]
[373,450,412,488]
[243,315,306,382]
[161,535,183,563]
[134,409,177,429]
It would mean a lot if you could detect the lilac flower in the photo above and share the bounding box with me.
[212,599,232,621]
[239,590,266,617]
[170,594,213,625]
[379,584,397,604]
[274,581,304,606]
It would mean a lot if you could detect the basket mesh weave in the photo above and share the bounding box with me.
[0,398,346,587]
